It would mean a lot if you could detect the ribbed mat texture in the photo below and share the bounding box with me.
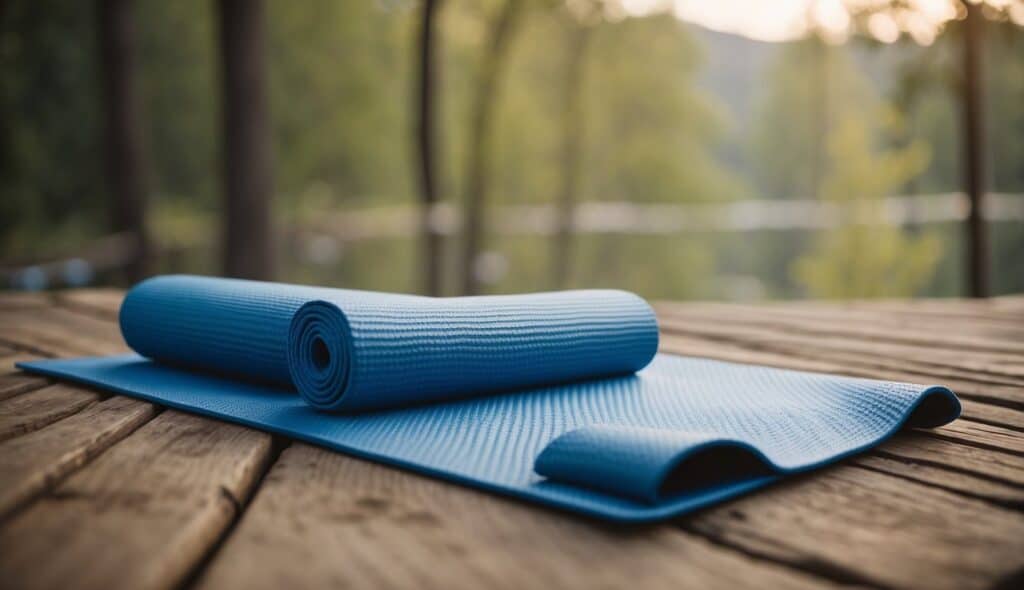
[19,275,960,522]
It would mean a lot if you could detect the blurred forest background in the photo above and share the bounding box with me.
[1,0,1022,300]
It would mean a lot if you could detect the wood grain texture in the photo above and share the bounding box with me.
[55,288,124,318]
[855,453,1024,508]
[656,302,1024,355]
[0,373,49,401]
[0,307,127,357]
[196,444,829,590]
[659,332,1024,429]
[0,384,100,442]
[0,394,156,518]
[0,290,1021,590]
[0,410,273,590]
[1,351,47,374]
[883,431,1024,488]
[657,315,1024,389]
[932,420,1024,454]
[0,291,49,309]
[682,465,1024,590]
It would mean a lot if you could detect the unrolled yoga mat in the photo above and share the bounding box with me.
[19,275,961,522]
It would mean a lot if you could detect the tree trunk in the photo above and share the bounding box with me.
[809,38,830,200]
[460,0,524,295]
[415,0,444,296]
[551,23,591,289]
[961,1,988,298]
[217,0,275,280]
[96,0,150,282]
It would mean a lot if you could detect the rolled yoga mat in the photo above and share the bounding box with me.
[19,275,961,522]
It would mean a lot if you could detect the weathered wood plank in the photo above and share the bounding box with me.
[195,444,831,590]
[0,373,49,402]
[0,307,126,357]
[855,454,1023,509]
[843,298,1024,323]
[681,464,1024,590]
[991,295,1024,314]
[673,296,1024,324]
[0,384,100,442]
[655,323,1024,409]
[0,395,156,518]
[877,433,1024,488]
[657,313,1024,385]
[0,411,273,590]
[0,297,149,505]
[861,431,1024,506]
[664,330,1024,396]
[0,291,50,310]
[930,420,1024,455]
[806,299,1023,329]
[54,289,123,319]
[0,294,166,532]
[0,316,54,396]
[656,303,1024,355]
[0,301,114,399]
[1,352,47,374]
[659,333,1024,431]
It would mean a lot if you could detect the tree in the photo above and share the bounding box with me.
[960,1,987,297]
[96,0,150,281]
[841,0,1020,296]
[746,38,876,296]
[460,0,526,295]
[750,37,871,200]
[484,10,738,298]
[415,0,445,295]
[550,10,593,289]
[0,2,108,261]
[217,0,274,280]
[792,112,942,299]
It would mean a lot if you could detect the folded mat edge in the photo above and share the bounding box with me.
[535,386,959,506]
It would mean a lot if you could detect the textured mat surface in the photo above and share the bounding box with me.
[19,275,960,522]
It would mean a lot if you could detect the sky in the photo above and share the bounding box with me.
[613,0,1024,44]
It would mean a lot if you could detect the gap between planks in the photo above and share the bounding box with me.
[0,410,275,590]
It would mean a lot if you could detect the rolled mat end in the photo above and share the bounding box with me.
[288,300,354,411]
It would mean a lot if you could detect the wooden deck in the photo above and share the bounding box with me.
[0,289,1022,590]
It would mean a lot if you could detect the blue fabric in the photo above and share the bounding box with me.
[18,275,960,522]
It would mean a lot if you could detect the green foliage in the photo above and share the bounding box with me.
[135,0,218,207]
[1,1,1021,298]
[580,15,740,203]
[986,22,1024,193]
[791,113,943,298]
[267,1,415,205]
[749,38,874,200]
[0,0,104,256]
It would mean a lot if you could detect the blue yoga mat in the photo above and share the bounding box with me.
[19,275,960,522]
